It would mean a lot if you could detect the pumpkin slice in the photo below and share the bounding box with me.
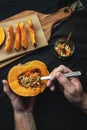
[5,25,14,52]
[20,22,28,49]
[0,27,5,46]
[14,23,21,51]
[8,60,49,97]
[28,18,37,47]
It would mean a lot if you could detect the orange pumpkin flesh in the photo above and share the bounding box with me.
[8,60,49,97]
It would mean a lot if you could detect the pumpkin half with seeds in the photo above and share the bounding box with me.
[8,60,49,97]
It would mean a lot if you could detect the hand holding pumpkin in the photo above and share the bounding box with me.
[2,60,49,130]
[2,80,36,113]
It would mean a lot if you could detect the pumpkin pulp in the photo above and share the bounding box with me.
[18,69,41,89]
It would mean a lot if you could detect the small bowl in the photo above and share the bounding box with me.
[54,37,75,59]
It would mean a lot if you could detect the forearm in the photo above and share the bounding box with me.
[80,92,87,114]
[14,112,37,130]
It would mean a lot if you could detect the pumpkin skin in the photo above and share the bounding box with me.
[8,60,49,97]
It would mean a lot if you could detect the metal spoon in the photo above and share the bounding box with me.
[66,25,74,43]
[41,71,81,80]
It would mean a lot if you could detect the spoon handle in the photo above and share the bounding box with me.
[41,71,81,80]
[66,25,74,43]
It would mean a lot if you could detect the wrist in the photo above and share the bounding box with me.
[13,106,34,114]
[80,92,87,113]
[14,111,33,118]
[14,110,37,130]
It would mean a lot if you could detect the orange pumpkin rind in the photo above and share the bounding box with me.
[0,27,5,46]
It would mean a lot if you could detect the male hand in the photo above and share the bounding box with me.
[2,80,36,113]
[47,65,84,105]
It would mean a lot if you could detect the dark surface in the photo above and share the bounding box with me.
[0,0,75,20]
[0,0,87,130]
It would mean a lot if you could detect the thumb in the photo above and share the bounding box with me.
[2,80,16,101]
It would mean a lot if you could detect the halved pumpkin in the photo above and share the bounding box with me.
[8,60,49,97]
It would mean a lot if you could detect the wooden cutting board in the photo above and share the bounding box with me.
[0,7,73,68]
[0,13,48,62]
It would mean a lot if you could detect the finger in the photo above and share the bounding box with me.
[47,79,54,87]
[18,63,22,65]
[47,65,71,88]
[56,65,72,73]
[50,65,72,82]
[55,71,72,90]
[2,80,16,100]
[46,79,55,90]
[2,80,11,94]
[51,65,72,77]
[70,77,83,91]
[57,73,82,96]
[46,68,58,87]
[50,85,55,91]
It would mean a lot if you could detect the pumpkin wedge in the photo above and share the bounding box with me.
[14,23,21,51]
[5,25,14,52]
[0,27,5,46]
[8,60,49,97]
[28,18,37,47]
[20,22,28,49]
